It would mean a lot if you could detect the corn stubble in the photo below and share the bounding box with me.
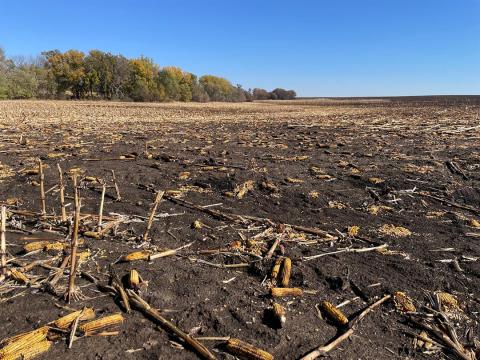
[1,101,479,359]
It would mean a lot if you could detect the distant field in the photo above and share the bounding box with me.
[0,99,479,360]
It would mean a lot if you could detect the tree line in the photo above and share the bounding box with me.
[0,47,296,102]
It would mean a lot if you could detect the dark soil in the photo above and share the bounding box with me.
[0,99,479,359]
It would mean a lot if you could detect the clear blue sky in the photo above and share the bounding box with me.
[1,0,479,96]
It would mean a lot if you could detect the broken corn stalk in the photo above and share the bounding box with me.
[149,249,177,260]
[280,257,292,287]
[225,338,273,360]
[321,301,349,327]
[270,287,303,297]
[52,308,96,329]
[79,313,124,336]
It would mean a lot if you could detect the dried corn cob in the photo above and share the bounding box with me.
[8,269,29,284]
[0,327,48,358]
[23,241,50,253]
[44,239,84,251]
[437,292,459,310]
[232,180,255,199]
[347,226,360,237]
[321,301,349,327]
[280,258,291,287]
[128,270,140,289]
[77,250,90,263]
[225,338,273,360]
[118,251,150,263]
[271,258,283,280]
[83,231,101,239]
[193,220,203,229]
[52,308,95,329]
[272,303,286,328]
[2,339,52,360]
[415,331,433,350]
[79,313,124,336]
[270,287,303,297]
[393,291,416,313]
[44,241,66,251]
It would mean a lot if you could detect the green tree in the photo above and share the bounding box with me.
[157,66,195,101]
[43,49,87,98]
[127,56,162,101]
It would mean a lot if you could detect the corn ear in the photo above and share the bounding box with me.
[2,339,52,360]
[119,251,150,262]
[23,241,50,253]
[193,220,203,229]
[44,241,65,251]
[270,287,303,297]
[393,291,416,313]
[79,313,124,336]
[321,301,349,327]
[0,327,48,358]
[272,303,286,327]
[9,269,29,284]
[280,257,292,287]
[83,231,102,239]
[271,258,282,280]
[77,250,90,263]
[52,308,95,329]
[225,338,273,360]
[437,292,459,310]
[128,270,140,289]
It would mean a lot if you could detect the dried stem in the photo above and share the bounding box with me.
[127,290,217,360]
[57,164,67,222]
[67,183,81,303]
[97,183,106,232]
[39,159,46,215]
[1,206,6,277]
[300,294,392,359]
[111,170,121,201]
[143,190,164,241]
